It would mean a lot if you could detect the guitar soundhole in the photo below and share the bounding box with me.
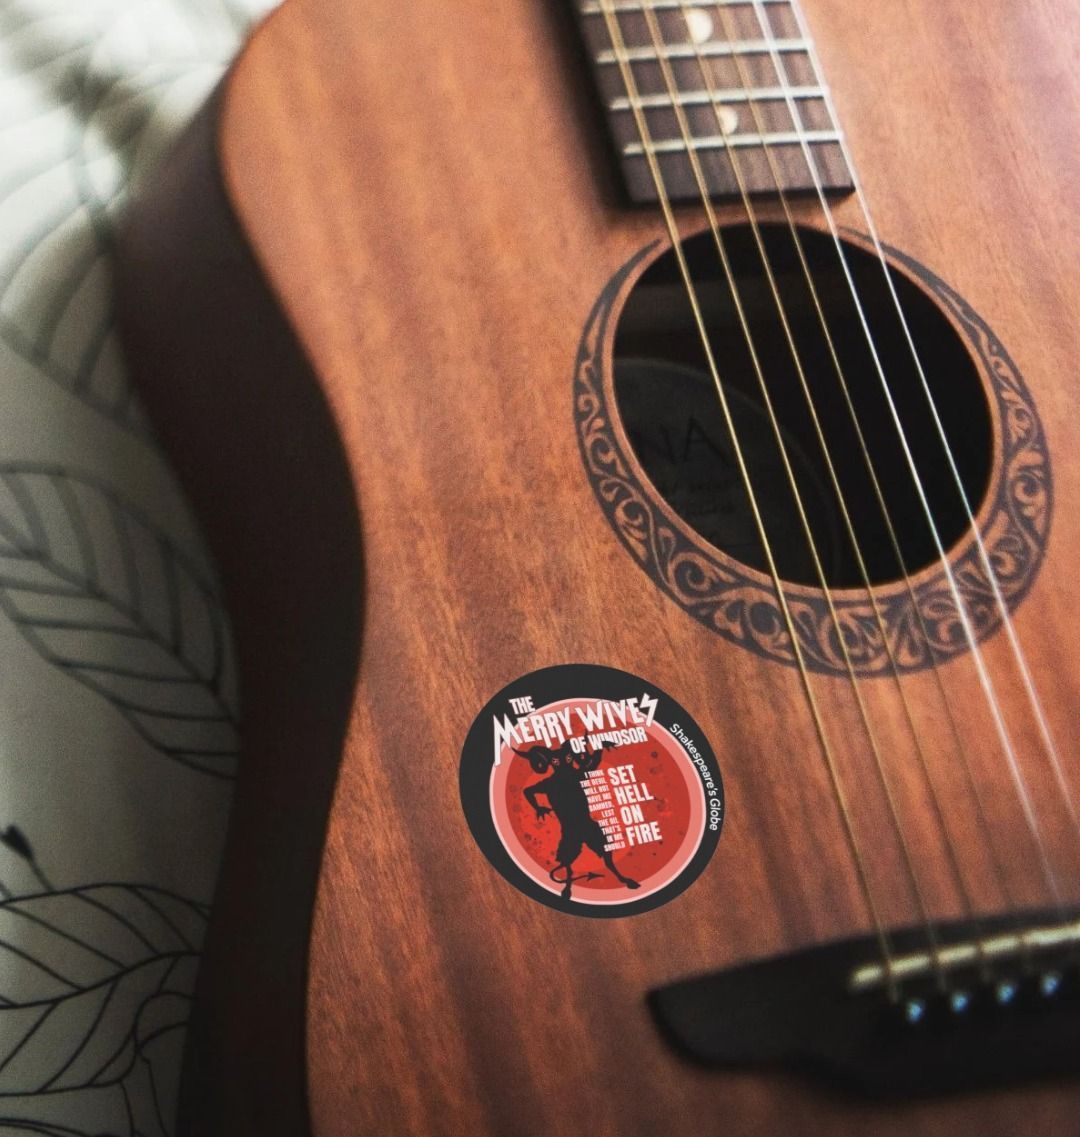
[611,224,993,588]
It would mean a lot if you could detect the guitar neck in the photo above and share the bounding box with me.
[574,0,853,202]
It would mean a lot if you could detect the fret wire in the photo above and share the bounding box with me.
[623,129,840,155]
[573,0,851,200]
[596,39,808,64]
[581,0,789,12]
[610,86,823,110]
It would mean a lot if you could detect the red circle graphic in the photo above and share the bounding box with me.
[489,697,706,906]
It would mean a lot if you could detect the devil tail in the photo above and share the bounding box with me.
[550,865,604,885]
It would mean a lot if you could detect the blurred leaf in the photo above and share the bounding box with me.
[0,466,239,779]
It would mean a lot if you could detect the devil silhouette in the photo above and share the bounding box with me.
[514,739,641,900]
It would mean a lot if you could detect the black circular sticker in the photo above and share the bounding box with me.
[460,664,723,917]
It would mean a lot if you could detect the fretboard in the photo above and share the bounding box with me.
[574,0,853,204]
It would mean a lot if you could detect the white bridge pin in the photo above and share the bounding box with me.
[949,990,971,1014]
[1040,971,1063,997]
[996,979,1019,1005]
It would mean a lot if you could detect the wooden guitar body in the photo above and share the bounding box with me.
[116,1,1080,1133]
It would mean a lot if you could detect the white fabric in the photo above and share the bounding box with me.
[0,1,272,1132]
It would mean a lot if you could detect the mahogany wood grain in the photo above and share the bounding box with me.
[117,1,1080,1134]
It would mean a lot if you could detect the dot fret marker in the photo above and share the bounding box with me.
[574,0,853,203]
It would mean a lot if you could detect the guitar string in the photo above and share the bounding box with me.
[694,0,1013,977]
[752,0,1070,913]
[671,0,989,981]
[594,0,901,997]
[772,0,1076,911]
[789,0,1080,871]
[632,1,949,986]
[714,0,1064,977]
[747,0,1067,979]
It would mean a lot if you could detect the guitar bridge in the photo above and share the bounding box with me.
[649,909,1080,1097]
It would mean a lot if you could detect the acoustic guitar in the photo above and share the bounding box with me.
[116,0,1080,1133]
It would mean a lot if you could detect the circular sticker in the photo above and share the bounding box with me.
[460,664,723,917]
